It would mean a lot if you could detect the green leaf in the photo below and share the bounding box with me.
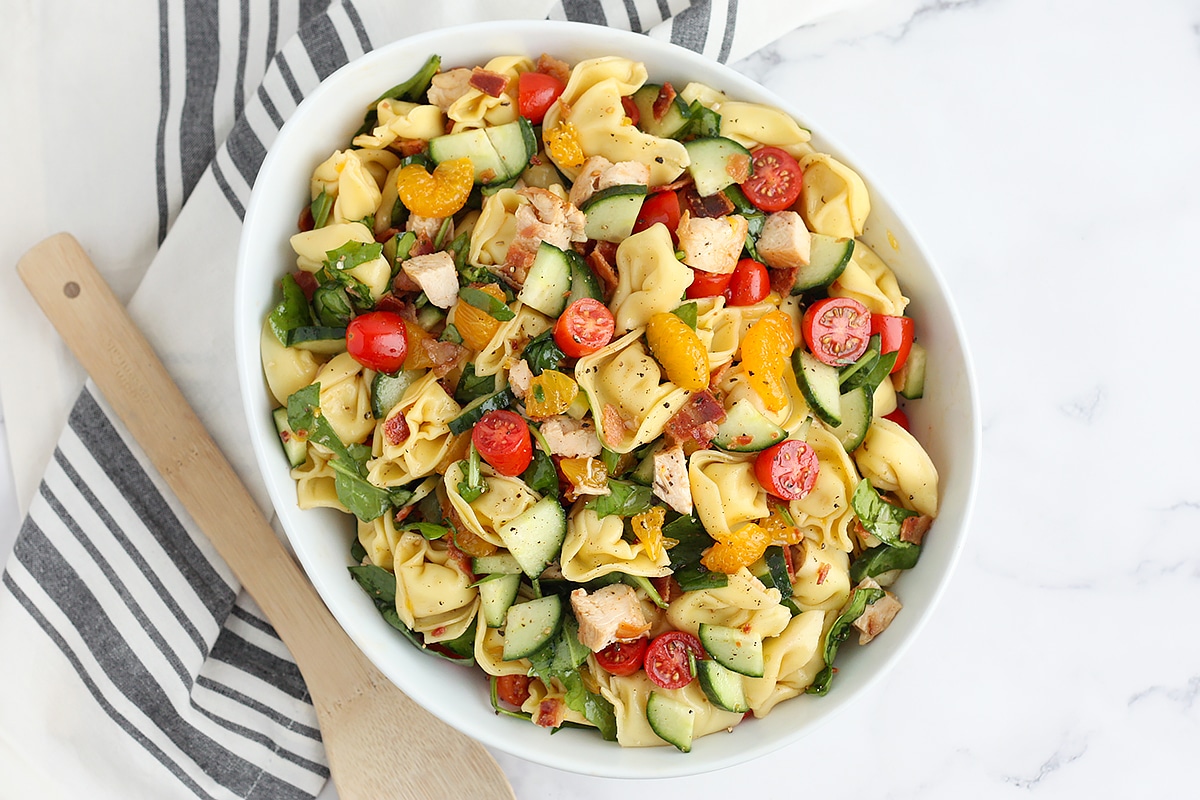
[310,190,333,229]
[663,513,728,591]
[329,458,395,522]
[807,586,885,696]
[268,274,313,343]
[584,480,654,520]
[459,285,515,321]
[671,301,698,329]
[384,230,417,273]
[312,283,353,327]
[404,522,449,540]
[457,444,486,503]
[521,445,559,499]
[851,479,918,548]
[521,330,566,376]
[326,240,384,272]
[523,615,617,740]
[850,543,922,583]
[373,54,441,104]
[347,564,397,603]
[454,363,496,406]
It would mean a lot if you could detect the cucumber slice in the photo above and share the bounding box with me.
[272,407,308,468]
[794,349,842,427]
[286,325,347,355]
[565,249,603,306]
[694,657,749,713]
[580,184,648,243]
[495,495,567,579]
[517,242,573,317]
[829,385,872,452]
[486,117,536,181]
[478,572,522,628]
[698,623,765,678]
[895,341,927,400]
[371,369,420,419]
[630,84,692,138]
[752,545,794,601]
[471,553,523,575]
[447,387,515,435]
[791,234,855,293]
[501,594,563,660]
[684,137,751,197]
[712,398,788,452]
[646,692,696,752]
[629,440,666,486]
[429,119,534,185]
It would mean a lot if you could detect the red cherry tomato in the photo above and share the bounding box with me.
[553,297,616,358]
[594,637,649,677]
[685,267,734,299]
[644,630,703,690]
[496,674,531,706]
[471,409,533,477]
[345,311,409,374]
[883,407,910,430]
[741,146,804,212]
[724,258,771,306]
[870,314,915,374]
[754,439,820,501]
[802,297,872,366]
[517,71,566,124]
[632,191,681,237]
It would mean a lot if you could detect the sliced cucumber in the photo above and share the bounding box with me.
[286,325,347,355]
[371,369,420,419]
[646,692,696,753]
[565,249,603,306]
[794,349,842,427]
[471,552,523,575]
[447,387,515,435]
[429,119,533,185]
[272,407,308,468]
[694,657,749,713]
[630,84,692,138]
[683,100,722,139]
[517,242,573,317]
[479,572,522,628]
[698,623,765,678]
[752,545,794,601]
[501,594,563,660]
[791,234,855,293]
[581,184,648,243]
[829,385,872,452]
[712,397,788,452]
[895,340,927,400]
[487,117,536,181]
[495,495,567,579]
[684,137,751,197]
[629,440,666,486]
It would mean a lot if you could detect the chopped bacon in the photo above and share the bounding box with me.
[442,528,478,581]
[816,562,831,585]
[469,67,508,98]
[655,173,695,193]
[652,82,677,122]
[291,270,318,301]
[388,137,428,157]
[492,239,539,288]
[536,53,572,85]
[621,95,640,125]
[383,413,410,446]
[769,266,799,297]
[410,233,437,258]
[900,514,933,545]
[373,293,411,316]
[708,361,733,392]
[297,204,314,232]
[664,390,727,449]
[419,337,466,379]
[375,225,401,244]
[392,269,422,294]
[534,697,567,728]
[682,186,736,219]
[651,575,683,604]
[601,404,630,448]
[587,242,620,301]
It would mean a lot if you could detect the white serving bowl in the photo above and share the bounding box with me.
[234,19,980,779]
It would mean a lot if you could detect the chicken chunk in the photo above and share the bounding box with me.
[568,156,653,208]
[570,584,651,652]
[406,213,451,244]
[675,211,749,274]
[507,359,533,400]
[851,577,903,645]
[426,67,472,111]
[514,187,587,251]
[401,251,459,309]
[652,444,693,516]
[756,210,811,268]
[539,415,602,458]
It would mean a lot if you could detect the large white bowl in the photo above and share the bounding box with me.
[234,19,980,779]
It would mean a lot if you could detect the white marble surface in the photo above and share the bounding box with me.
[5,0,1200,797]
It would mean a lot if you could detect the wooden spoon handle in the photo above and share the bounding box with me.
[17,233,514,800]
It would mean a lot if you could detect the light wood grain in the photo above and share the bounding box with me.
[17,233,514,800]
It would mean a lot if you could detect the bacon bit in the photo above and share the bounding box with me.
[536,53,572,85]
[493,240,539,288]
[656,173,695,193]
[664,390,727,449]
[375,225,401,244]
[430,625,448,637]
[621,95,640,125]
[478,167,498,184]
[652,82,677,122]
[726,153,752,183]
[708,361,733,391]
[394,505,414,525]
[587,242,620,301]
[469,67,508,98]
[291,270,319,301]
[443,529,480,579]
[816,562,831,585]
[769,266,799,296]
[410,233,437,258]
[383,413,411,446]
[782,543,796,578]
[392,269,422,295]
[900,514,933,545]
[496,674,531,707]
[534,697,567,728]
[297,204,314,232]
[601,404,630,448]
[651,575,683,604]
[421,337,466,379]
[682,186,735,219]
[388,137,428,157]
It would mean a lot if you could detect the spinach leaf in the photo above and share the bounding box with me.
[310,190,333,229]
[312,283,353,327]
[527,616,618,741]
[521,445,559,499]
[671,301,698,329]
[268,273,312,343]
[851,479,918,548]
[454,363,496,405]
[521,330,566,376]
[806,585,885,696]
[329,458,403,522]
[663,513,728,591]
[287,384,351,463]
[584,480,654,520]
[373,54,441,104]
[459,285,515,321]
[404,522,449,540]
[457,444,487,503]
[326,240,384,272]
[850,543,922,583]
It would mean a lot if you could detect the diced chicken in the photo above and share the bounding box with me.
[652,444,693,516]
[507,359,533,400]
[570,584,651,652]
[401,251,459,309]
[539,415,602,458]
[514,187,587,251]
[426,67,472,111]
[851,577,903,645]
[756,211,811,268]
[568,156,652,208]
[406,214,451,244]
[675,211,749,274]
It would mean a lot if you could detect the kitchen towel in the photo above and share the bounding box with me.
[0,1,868,797]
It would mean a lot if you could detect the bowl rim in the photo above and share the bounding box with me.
[234,18,982,778]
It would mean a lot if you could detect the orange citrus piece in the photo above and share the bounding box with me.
[395,157,473,218]
[741,310,794,412]
[701,522,771,574]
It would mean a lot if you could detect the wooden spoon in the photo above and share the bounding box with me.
[17,233,515,800]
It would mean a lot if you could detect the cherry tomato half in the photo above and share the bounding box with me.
[883,407,910,430]
[345,311,409,374]
[517,71,565,124]
[644,630,704,690]
[802,297,872,366]
[685,267,734,299]
[741,146,804,212]
[870,314,915,374]
[472,409,533,477]
[725,258,771,306]
[496,674,531,707]
[594,637,649,677]
[632,191,681,237]
[754,439,820,501]
[554,297,616,358]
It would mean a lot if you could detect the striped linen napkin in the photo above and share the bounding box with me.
[0,1,866,797]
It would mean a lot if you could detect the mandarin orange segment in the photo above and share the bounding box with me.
[760,507,803,545]
[395,157,473,218]
[632,506,667,561]
[645,312,709,391]
[559,456,608,495]
[700,522,771,574]
[454,283,506,351]
[544,122,586,169]
[525,369,578,419]
[741,310,795,412]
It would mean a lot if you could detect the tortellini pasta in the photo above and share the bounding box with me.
[595,670,744,748]
[260,318,320,407]
[789,425,861,553]
[743,611,826,716]
[798,152,871,238]
[447,56,531,131]
[718,101,814,159]
[608,224,695,334]
[313,353,376,445]
[688,451,770,542]
[560,506,672,582]
[830,240,910,317]
[291,444,345,513]
[443,461,540,549]
[391,530,478,643]
[854,417,940,517]
[352,99,446,149]
[665,568,792,641]
[367,371,462,486]
[473,304,553,378]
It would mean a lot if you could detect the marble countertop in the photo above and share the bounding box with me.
[3,0,1198,797]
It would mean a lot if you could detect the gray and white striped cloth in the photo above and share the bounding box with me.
[0,1,860,797]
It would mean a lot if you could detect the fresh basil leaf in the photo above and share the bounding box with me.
[671,301,698,330]
[681,100,721,139]
[457,444,486,503]
[446,230,472,275]
[433,216,454,250]
[851,479,917,548]
[807,586,885,696]
[459,285,515,321]
[850,543,922,583]
[326,240,384,272]
[347,564,397,603]
[268,274,313,344]
[310,190,333,229]
[349,537,367,564]
[373,54,441,104]
[329,458,394,522]
[454,363,496,405]
[663,513,728,591]
[312,283,353,327]
[405,522,449,540]
[384,230,416,274]
[521,330,566,376]
[584,480,654,520]
[521,445,559,499]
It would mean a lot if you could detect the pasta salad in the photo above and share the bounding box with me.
[261,51,939,752]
